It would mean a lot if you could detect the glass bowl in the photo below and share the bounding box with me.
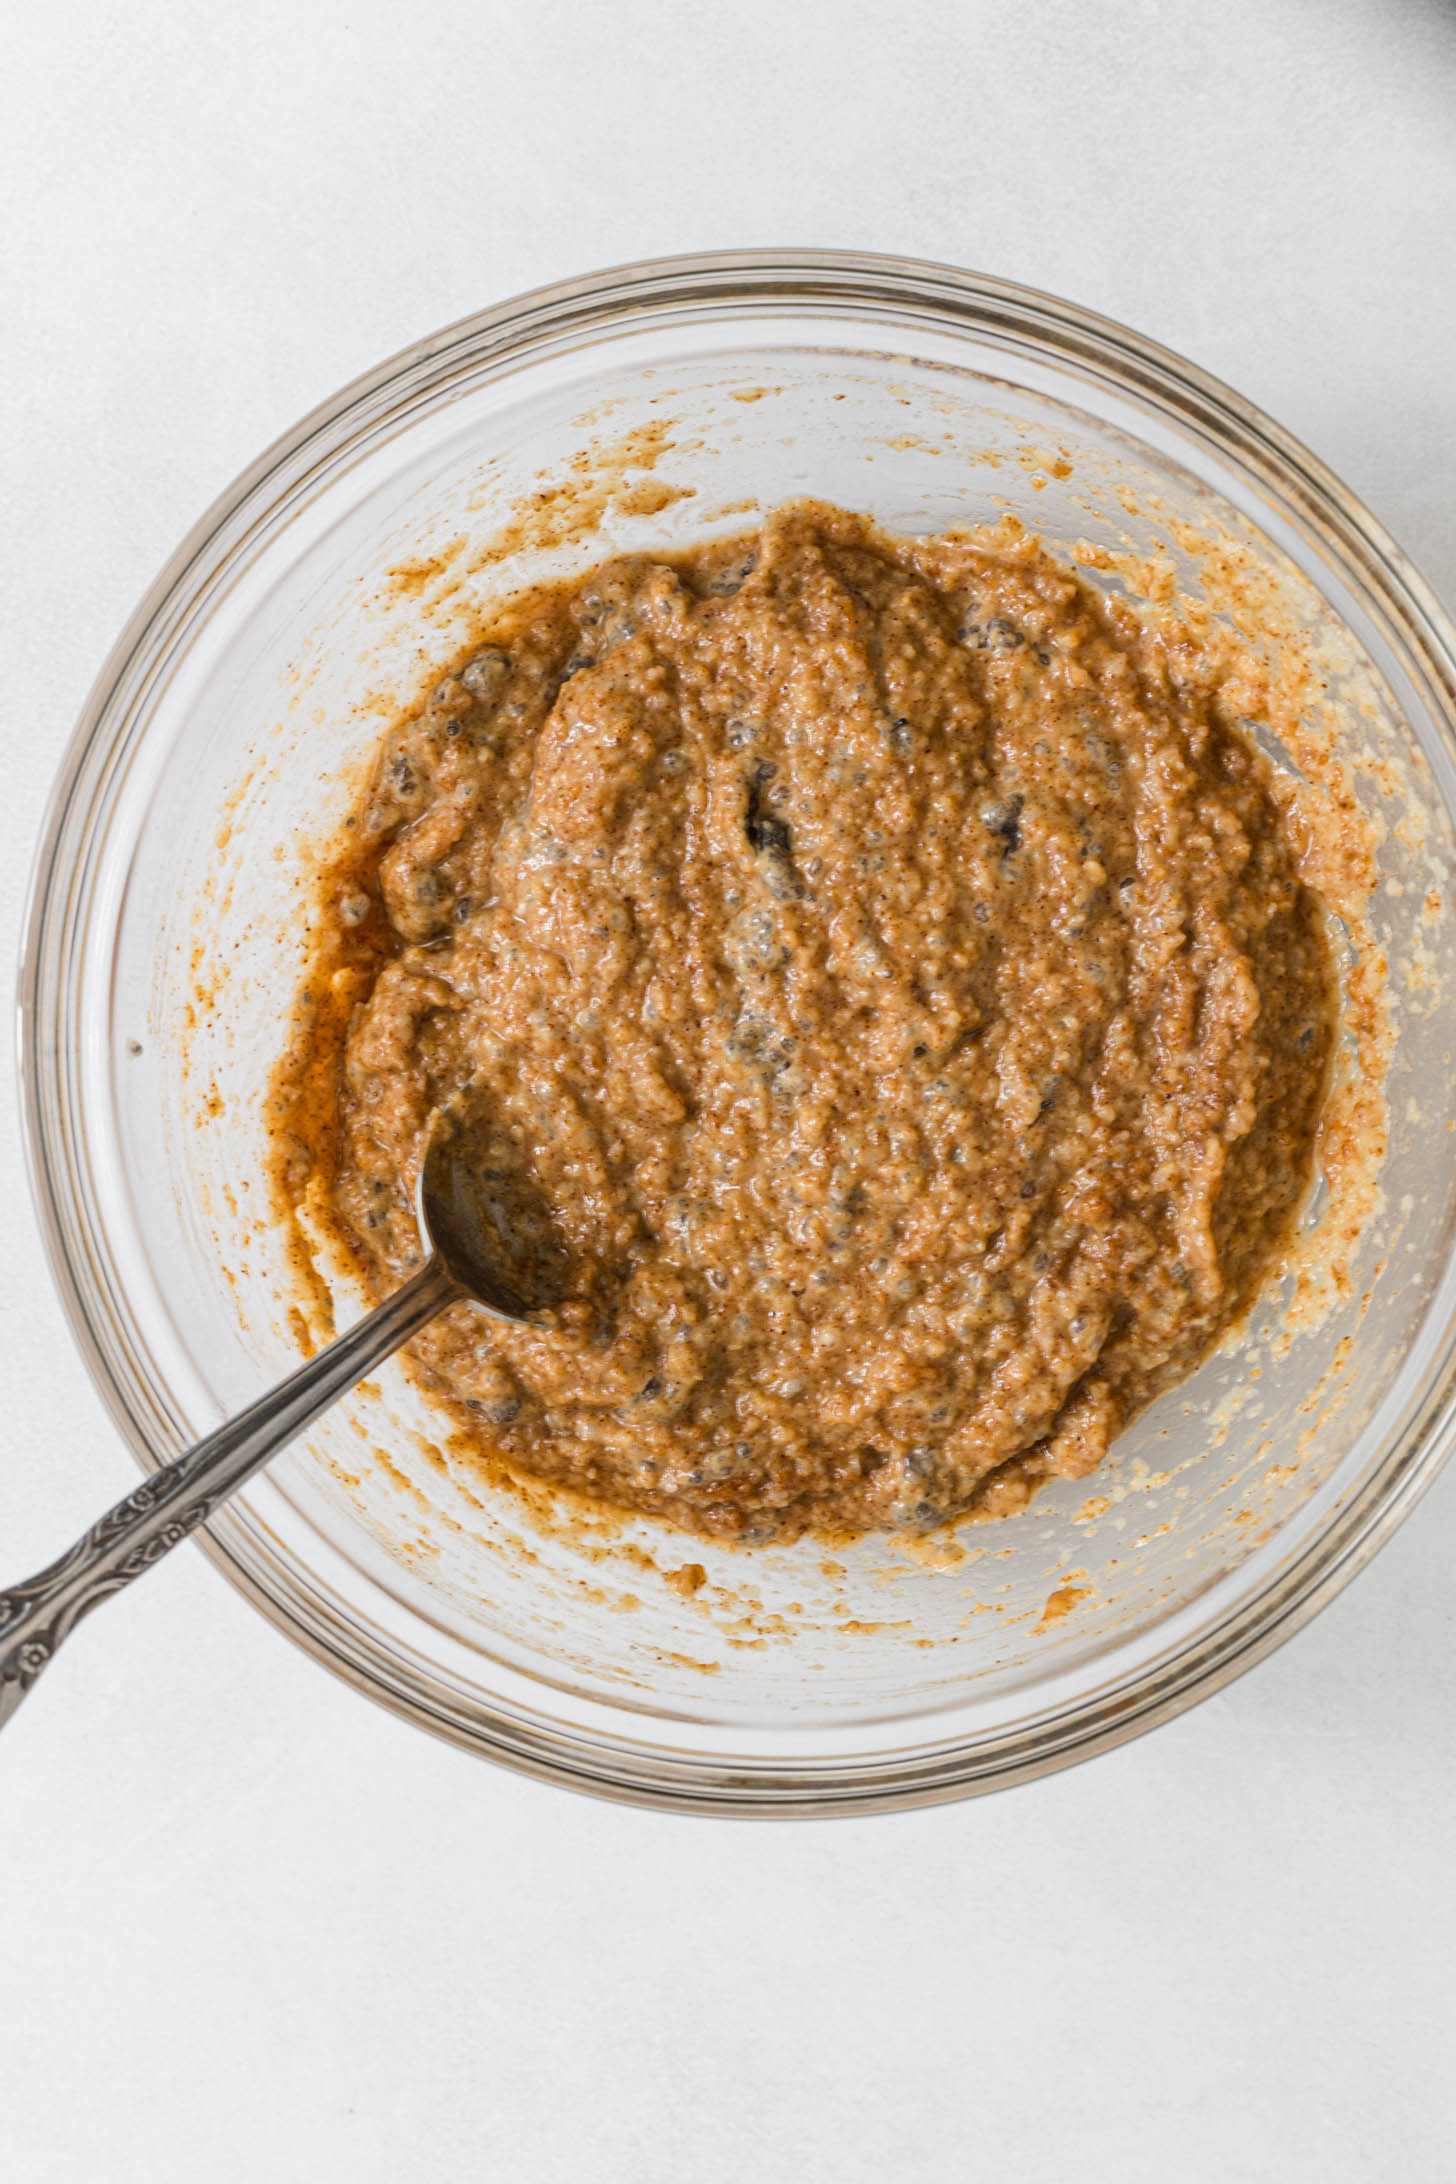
[20,250,1456,1814]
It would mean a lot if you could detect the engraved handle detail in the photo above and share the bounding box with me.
[0,1258,457,1726]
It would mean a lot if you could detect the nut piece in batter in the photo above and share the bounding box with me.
[273,501,1336,1542]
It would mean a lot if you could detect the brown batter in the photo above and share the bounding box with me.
[272,502,1336,1542]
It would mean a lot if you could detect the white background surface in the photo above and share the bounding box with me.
[3,3,1455,2177]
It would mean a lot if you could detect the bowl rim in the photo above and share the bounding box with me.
[18,246,1456,1815]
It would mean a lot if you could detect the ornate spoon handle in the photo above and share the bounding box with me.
[0,1259,457,1726]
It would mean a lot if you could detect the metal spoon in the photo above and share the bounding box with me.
[0,1099,552,1727]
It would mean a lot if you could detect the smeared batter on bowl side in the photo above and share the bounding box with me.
[273,502,1336,1541]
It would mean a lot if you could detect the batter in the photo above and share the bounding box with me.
[273,502,1336,1541]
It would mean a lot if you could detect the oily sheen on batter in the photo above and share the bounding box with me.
[275,501,1335,1542]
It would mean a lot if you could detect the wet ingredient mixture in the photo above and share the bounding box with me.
[274,502,1336,1541]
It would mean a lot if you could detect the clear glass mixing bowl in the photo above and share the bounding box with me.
[20,251,1456,1813]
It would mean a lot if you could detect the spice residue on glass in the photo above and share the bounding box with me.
[271,501,1336,1542]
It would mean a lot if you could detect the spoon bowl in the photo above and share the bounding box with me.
[420,1097,571,1322]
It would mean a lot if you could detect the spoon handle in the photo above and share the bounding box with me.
[0,1257,458,1728]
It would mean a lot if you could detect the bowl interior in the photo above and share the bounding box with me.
[36,272,1456,1800]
